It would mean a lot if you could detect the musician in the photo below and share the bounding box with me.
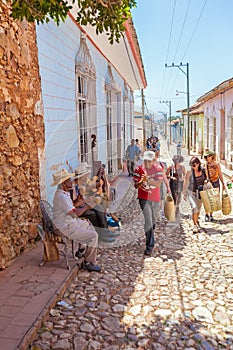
[70,163,119,242]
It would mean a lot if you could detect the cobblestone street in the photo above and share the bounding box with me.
[30,163,233,350]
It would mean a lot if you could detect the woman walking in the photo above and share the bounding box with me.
[204,150,225,221]
[183,157,207,233]
[166,155,186,217]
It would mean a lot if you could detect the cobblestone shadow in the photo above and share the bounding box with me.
[29,180,233,349]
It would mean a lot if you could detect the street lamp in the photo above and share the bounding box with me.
[176,90,187,96]
[160,100,172,145]
[165,62,190,155]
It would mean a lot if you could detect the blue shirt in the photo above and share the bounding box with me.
[126,145,139,160]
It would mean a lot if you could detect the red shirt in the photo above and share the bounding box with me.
[134,163,164,202]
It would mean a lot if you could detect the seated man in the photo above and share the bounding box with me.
[51,168,101,272]
[71,163,119,242]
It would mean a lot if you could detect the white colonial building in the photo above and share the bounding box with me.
[36,13,146,202]
[197,77,233,168]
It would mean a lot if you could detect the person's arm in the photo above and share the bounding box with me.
[180,165,187,181]
[134,174,147,189]
[162,168,171,192]
[166,166,171,178]
[67,203,92,217]
[183,170,191,200]
[217,163,225,189]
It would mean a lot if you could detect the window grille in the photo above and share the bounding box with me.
[75,35,96,164]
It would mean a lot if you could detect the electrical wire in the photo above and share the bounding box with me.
[181,0,208,61]
[172,0,191,62]
[160,0,177,100]
[165,0,208,100]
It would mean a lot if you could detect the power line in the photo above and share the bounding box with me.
[172,0,191,62]
[165,0,208,99]
[181,0,208,61]
[160,0,177,99]
[164,0,191,99]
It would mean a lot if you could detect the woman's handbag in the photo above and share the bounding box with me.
[204,182,221,212]
[164,193,176,222]
[222,189,232,215]
[199,189,212,213]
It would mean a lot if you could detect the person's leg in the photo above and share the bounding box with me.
[188,192,200,233]
[92,204,108,228]
[151,201,160,229]
[92,204,120,239]
[139,199,154,253]
[130,160,135,175]
[127,160,131,176]
[80,209,99,228]
[67,219,100,271]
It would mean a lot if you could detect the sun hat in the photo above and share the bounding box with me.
[73,162,91,179]
[204,150,215,159]
[142,150,155,161]
[51,169,75,186]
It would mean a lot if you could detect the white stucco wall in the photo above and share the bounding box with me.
[36,18,134,203]
[203,88,233,161]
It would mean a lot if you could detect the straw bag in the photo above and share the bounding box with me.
[205,182,221,212]
[43,232,59,262]
[199,190,211,213]
[222,189,232,215]
[164,194,175,221]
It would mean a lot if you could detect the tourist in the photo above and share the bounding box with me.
[166,155,186,217]
[183,157,207,233]
[204,150,225,221]
[134,150,170,256]
[71,163,119,242]
[125,139,140,176]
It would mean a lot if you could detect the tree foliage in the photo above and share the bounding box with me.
[10,0,137,44]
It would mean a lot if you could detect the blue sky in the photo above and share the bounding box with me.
[132,0,233,119]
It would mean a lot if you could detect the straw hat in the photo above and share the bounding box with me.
[51,169,75,186]
[73,162,91,179]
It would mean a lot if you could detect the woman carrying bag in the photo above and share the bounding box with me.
[183,157,207,233]
[166,155,186,217]
[204,150,225,221]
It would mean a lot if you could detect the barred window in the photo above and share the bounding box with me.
[75,35,96,164]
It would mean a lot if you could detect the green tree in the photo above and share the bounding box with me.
[10,0,137,44]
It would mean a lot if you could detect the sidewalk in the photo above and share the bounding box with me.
[0,174,132,350]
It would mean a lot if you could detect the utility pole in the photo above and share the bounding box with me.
[141,89,145,148]
[150,113,154,136]
[160,100,172,144]
[165,62,190,154]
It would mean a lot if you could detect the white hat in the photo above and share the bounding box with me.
[51,169,75,186]
[73,162,91,179]
[142,151,155,161]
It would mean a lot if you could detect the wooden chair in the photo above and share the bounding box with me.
[38,199,75,270]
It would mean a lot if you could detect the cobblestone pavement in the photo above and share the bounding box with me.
[29,172,233,350]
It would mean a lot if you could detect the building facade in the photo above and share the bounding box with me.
[36,13,146,203]
[0,2,146,268]
[197,78,233,167]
